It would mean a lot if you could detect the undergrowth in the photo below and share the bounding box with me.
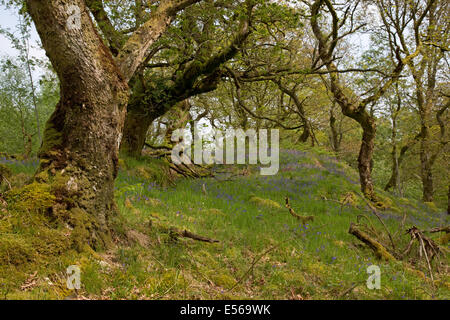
[0,148,448,300]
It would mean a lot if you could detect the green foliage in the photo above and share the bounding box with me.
[1,148,448,300]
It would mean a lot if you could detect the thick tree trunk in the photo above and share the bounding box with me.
[121,98,193,156]
[299,126,310,143]
[26,0,199,249]
[27,0,129,248]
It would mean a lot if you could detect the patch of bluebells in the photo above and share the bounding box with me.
[0,157,39,169]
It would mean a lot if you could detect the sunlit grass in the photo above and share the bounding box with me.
[0,148,448,300]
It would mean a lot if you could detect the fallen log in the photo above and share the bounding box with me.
[348,223,395,261]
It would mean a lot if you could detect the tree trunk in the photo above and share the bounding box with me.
[419,107,434,202]
[299,126,310,143]
[120,105,158,157]
[357,116,376,200]
[27,0,129,248]
[384,145,401,193]
[447,185,449,215]
[385,108,401,195]
[329,105,340,152]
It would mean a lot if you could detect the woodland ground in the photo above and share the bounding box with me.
[0,147,448,300]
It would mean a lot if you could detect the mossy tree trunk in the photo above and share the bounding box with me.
[27,0,129,247]
[26,0,198,248]
[357,115,376,199]
[329,104,341,153]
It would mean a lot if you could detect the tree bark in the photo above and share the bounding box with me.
[447,185,450,215]
[25,0,198,248]
[358,116,377,199]
[120,101,162,157]
[27,0,129,248]
[329,103,341,152]
[309,0,419,201]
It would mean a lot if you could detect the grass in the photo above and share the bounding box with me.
[0,148,448,300]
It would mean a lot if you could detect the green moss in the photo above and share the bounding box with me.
[210,273,236,289]
[279,271,306,284]
[9,173,32,189]
[424,202,438,212]
[439,233,450,245]
[340,192,357,207]
[145,198,163,207]
[31,227,71,258]
[205,208,225,216]
[372,194,394,210]
[225,247,241,260]
[6,182,56,213]
[0,234,34,265]
[249,196,282,209]
[68,208,108,252]
[38,121,63,157]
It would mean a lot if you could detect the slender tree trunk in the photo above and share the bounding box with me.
[27,0,129,248]
[329,104,340,152]
[357,116,376,200]
[419,102,434,202]
[385,101,402,195]
[447,185,449,215]
[384,145,403,192]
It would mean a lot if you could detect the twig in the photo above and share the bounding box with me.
[337,281,364,299]
[2,176,11,191]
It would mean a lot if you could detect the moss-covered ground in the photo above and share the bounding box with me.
[0,148,448,300]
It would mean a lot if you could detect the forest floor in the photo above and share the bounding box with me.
[0,147,449,300]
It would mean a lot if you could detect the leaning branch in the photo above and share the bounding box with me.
[117,0,203,81]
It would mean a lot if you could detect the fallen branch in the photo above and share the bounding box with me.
[424,226,450,234]
[348,223,396,261]
[403,226,440,282]
[285,197,314,225]
[170,227,219,243]
[337,281,364,299]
